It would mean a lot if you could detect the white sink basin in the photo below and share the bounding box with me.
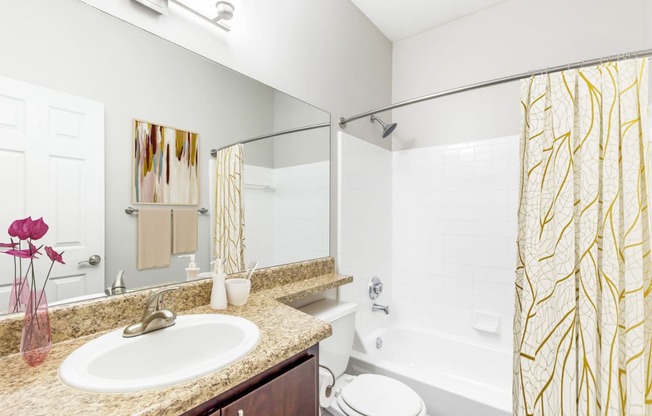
[59,314,260,393]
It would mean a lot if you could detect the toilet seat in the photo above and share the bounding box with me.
[335,374,425,416]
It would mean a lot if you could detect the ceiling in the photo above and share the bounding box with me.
[350,0,506,42]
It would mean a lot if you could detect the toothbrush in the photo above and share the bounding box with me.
[245,261,258,280]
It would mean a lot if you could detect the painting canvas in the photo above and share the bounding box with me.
[133,120,199,205]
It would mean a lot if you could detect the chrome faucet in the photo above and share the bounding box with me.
[372,303,390,315]
[105,270,127,296]
[123,288,178,338]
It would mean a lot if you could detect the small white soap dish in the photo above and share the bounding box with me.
[471,310,501,334]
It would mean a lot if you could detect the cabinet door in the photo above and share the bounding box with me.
[221,356,317,416]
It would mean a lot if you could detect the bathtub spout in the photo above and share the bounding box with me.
[372,303,390,314]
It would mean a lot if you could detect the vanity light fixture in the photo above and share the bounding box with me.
[169,0,236,32]
[132,0,169,15]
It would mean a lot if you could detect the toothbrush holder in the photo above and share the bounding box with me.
[225,278,251,306]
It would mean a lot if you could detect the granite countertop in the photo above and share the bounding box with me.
[0,272,352,416]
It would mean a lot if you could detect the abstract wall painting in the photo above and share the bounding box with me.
[132,120,199,205]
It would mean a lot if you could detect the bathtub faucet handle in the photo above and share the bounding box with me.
[372,303,390,315]
[369,276,384,300]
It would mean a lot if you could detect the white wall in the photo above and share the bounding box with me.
[338,132,392,335]
[392,0,648,150]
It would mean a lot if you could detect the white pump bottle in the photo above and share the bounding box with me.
[210,258,228,310]
[179,254,200,281]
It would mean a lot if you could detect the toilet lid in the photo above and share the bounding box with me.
[339,374,423,416]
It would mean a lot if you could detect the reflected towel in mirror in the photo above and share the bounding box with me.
[172,209,198,254]
[137,209,171,270]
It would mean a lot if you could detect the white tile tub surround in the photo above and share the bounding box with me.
[243,164,275,267]
[273,161,330,265]
[337,132,393,336]
[243,161,330,268]
[392,135,519,351]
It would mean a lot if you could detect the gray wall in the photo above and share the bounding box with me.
[79,0,394,266]
[244,140,275,169]
[242,91,330,169]
[0,0,281,289]
[272,91,330,169]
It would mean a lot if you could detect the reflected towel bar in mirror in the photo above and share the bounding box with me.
[125,207,209,215]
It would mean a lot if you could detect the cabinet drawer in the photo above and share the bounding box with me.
[221,355,317,416]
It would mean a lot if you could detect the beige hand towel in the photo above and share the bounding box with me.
[137,209,171,270]
[172,209,198,254]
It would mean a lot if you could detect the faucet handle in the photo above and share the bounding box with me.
[144,287,178,317]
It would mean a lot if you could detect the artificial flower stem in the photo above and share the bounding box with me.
[28,240,39,328]
[11,243,18,313]
[14,260,33,312]
[36,257,59,312]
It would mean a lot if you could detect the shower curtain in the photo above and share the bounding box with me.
[514,58,652,415]
[213,144,245,274]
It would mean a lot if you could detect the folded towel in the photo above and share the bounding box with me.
[137,209,171,270]
[172,209,198,254]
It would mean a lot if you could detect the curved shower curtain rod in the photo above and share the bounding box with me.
[339,47,652,129]
[210,122,330,157]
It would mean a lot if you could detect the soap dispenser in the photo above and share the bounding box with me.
[210,258,228,310]
[179,254,200,281]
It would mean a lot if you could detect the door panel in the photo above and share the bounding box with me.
[0,93,26,141]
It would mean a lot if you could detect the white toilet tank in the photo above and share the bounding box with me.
[299,299,357,379]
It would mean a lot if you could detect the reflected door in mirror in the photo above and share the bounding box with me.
[0,76,105,310]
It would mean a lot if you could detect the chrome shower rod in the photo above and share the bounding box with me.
[339,47,652,129]
[210,122,330,157]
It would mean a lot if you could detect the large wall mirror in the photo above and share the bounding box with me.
[0,0,330,315]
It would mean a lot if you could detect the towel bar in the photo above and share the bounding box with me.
[125,207,208,215]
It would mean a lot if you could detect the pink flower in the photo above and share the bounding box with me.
[7,217,49,241]
[45,246,64,264]
[28,242,42,257]
[3,248,38,259]
[29,218,49,240]
[0,242,17,248]
[8,217,33,240]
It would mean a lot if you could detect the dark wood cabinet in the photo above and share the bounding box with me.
[182,344,318,416]
[221,355,317,416]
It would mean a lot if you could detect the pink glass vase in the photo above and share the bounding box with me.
[8,277,30,314]
[20,290,51,367]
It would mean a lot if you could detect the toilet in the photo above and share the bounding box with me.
[300,299,427,416]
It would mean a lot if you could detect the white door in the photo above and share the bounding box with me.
[0,75,105,310]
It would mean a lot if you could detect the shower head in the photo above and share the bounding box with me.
[214,1,235,22]
[370,115,397,138]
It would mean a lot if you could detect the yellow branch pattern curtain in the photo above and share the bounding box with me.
[514,58,652,416]
[213,144,245,274]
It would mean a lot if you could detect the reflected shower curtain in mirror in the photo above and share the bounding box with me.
[213,144,245,274]
[514,58,652,415]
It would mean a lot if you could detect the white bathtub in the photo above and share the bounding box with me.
[348,322,512,416]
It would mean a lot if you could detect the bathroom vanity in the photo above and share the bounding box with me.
[0,258,352,416]
[184,345,318,416]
